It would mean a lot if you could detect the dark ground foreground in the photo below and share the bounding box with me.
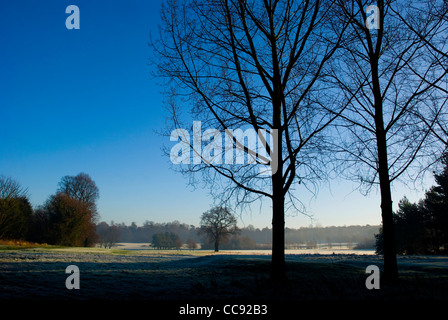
[1,250,447,316]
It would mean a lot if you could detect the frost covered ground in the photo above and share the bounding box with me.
[1,245,447,302]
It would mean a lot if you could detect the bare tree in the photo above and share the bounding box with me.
[152,0,348,281]
[333,0,448,280]
[199,206,239,252]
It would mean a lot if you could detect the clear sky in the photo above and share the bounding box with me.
[0,0,433,229]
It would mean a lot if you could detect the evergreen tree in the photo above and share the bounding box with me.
[375,152,448,254]
[423,152,448,253]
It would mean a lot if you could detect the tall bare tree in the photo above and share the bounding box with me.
[152,0,348,281]
[333,0,448,280]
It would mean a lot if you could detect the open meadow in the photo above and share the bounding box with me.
[1,243,448,304]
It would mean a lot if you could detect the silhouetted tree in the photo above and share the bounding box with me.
[423,152,448,253]
[376,152,448,254]
[376,197,432,255]
[153,0,349,281]
[394,197,428,254]
[199,207,239,252]
[333,0,448,281]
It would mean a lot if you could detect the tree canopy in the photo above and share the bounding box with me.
[199,206,239,252]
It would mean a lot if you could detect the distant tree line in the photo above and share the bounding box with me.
[1,172,380,250]
[0,173,99,247]
[376,153,448,255]
[98,219,380,250]
[8,171,431,252]
[105,220,200,244]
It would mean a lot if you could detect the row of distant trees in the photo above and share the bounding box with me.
[97,220,256,250]
[0,173,100,247]
[97,217,380,250]
[101,220,379,245]
[1,171,379,250]
[376,153,448,254]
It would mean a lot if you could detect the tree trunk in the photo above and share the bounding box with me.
[214,239,219,252]
[372,56,399,281]
[270,30,287,281]
[378,139,398,281]
[377,135,398,281]
[368,9,399,278]
[271,165,286,282]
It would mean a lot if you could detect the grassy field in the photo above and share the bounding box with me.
[1,243,447,304]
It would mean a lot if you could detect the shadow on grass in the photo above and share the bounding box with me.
[1,252,447,301]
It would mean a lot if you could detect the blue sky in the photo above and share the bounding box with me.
[0,0,432,229]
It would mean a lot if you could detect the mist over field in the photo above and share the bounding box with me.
[101,221,380,250]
